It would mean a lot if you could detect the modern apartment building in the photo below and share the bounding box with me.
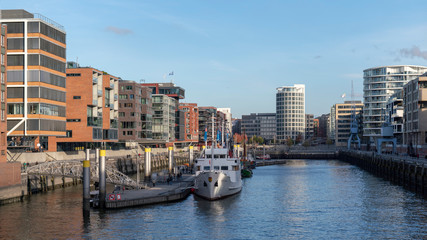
[118,80,153,143]
[330,101,363,146]
[54,66,119,151]
[276,84,305,142]
[141,83,185,141]
[241,113,276,144]
[179,103,199,143]
[152,94,176,142]
[363,65,427,138]
[198,107,217,144]
[232,118,241,135]
[1,10,67,151]
[313,118,319,138]
[305,114,314,140]
[217,108,232,135]
[386,90,404,144]
[316,113,329,139]
[403,73,427,149]
[0,24,7,160]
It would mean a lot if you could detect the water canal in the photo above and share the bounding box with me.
[1,160,427,239]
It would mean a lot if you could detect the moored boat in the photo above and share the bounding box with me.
[193,148,242,200]
[256,154,271,160]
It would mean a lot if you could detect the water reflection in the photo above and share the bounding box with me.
[1,160,427,239]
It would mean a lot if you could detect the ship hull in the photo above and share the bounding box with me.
[194,171,242,200]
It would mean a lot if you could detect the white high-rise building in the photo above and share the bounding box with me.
[276,84,305,142]
[363,65,427,138]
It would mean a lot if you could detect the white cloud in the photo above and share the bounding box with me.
[106,26,133,35]
[399,46,427,60]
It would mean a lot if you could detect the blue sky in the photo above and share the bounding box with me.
[2,0,427,118]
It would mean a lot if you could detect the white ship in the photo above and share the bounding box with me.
[193,148,242,200]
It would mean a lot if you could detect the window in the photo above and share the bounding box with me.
[66,73,81,77]
[73,96,81,99]
[66,119,81,122]
[1,110,4,121]
[119,112,125,117]
[130,94,134,99]
[214,166,219,170]
[8,103,23,114]
[1,72,4,83]
[221,166,228,170]
[1,91,4,102]
[126,85,133,90]
[204,166,210,170]
[65,130,72,138]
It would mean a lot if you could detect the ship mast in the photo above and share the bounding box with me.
[211,113,215,170]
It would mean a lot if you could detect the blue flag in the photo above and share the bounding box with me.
[204,127,207,142]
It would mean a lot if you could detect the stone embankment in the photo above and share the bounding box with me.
[338,150,427,197]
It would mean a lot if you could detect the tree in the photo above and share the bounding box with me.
[302,140,310,149]
[286,137,294,151]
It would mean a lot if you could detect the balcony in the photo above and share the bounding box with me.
[110,119,118,128]
[110,83,114,89]
[419,89,427,100]
[92,78,98,85]
[114,95,118,101]
[89,99,98,106]
[97,90,103,96]
[87,117,103,127]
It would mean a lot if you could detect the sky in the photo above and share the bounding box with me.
[1,0,427,118]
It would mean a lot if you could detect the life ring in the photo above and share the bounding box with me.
[116,194,121,200]
[108,194,115,201]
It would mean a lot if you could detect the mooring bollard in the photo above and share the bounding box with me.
[189,146,194,168]
[168,147,174,173]
[144,148,151,182]
[83,149,90,211]
[99,149,106,209]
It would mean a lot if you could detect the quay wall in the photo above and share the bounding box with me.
[268,151,338,160]
[338,151,427,197]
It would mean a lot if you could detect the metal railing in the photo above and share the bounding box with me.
[33,13,65,31]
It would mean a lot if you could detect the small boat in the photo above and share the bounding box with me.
[241,168,253,178]
[256,154,271,160]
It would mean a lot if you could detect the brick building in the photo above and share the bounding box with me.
[53,65,119,151]
[0,24,7,161]
[118,80,153,143]
[179,103,199,143]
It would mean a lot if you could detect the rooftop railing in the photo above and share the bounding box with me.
[33,13,65,31]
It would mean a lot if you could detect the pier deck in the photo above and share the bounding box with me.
[102,174,195,209]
